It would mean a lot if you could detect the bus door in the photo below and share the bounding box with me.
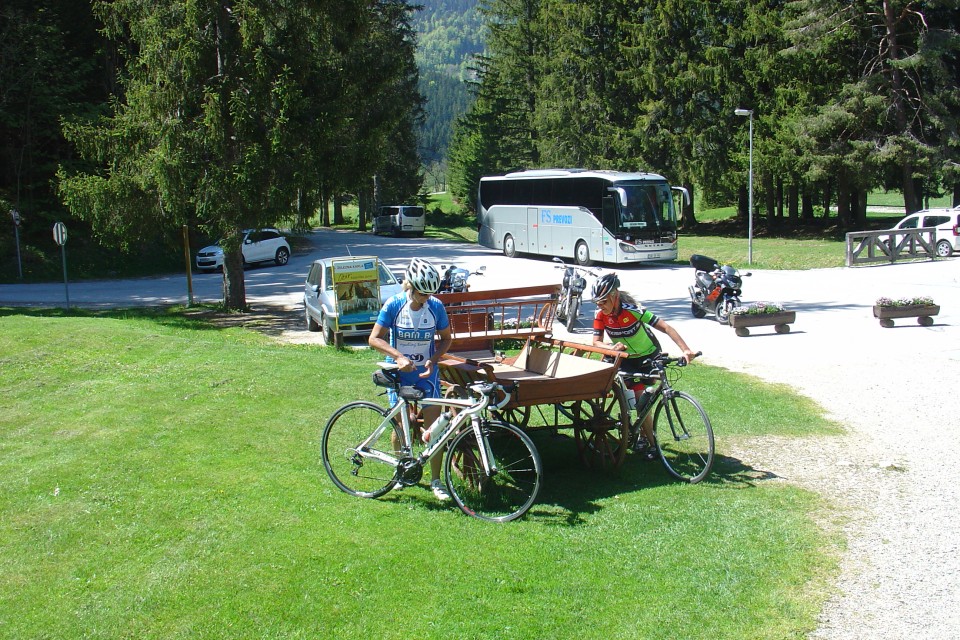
[527,207,539,254]
[601,196,618,261]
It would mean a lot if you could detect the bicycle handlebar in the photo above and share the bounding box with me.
[469,380,516,411]
[615,351,703,378]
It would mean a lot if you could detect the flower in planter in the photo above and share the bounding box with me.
[875,296,935,307]
[730,301,786,316]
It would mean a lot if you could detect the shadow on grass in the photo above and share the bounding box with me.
[0,304,229,332]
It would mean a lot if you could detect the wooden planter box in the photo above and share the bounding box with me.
[729,310,796,337]
[873,304,939,328]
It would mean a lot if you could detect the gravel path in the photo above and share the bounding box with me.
[656,261,960,639]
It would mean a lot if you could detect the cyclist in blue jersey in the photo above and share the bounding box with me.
[369,258,453,501]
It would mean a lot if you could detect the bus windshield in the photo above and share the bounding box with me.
[610,183,676,236]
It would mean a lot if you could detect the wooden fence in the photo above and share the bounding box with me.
[845,228,939,266]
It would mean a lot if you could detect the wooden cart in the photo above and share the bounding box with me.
[436,286,632,469]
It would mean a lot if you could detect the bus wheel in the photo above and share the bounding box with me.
[503,234,517,258]
[574,241,592,266]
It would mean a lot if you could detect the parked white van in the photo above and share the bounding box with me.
[372,205,425,237]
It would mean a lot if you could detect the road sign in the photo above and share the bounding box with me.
[53,222,68,246]
[10,209,20,226]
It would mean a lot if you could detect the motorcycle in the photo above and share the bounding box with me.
[438,264,485,294]
[688,254,751,324]
[553,257,600,332]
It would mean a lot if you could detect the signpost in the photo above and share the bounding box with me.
[52,222,70,309]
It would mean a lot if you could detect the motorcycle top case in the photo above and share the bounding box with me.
[690,254,719,272]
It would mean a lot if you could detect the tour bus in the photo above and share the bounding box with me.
[477,169,688,265]
[372,205,425,237]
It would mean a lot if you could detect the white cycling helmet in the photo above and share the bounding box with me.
[406,257,441,294]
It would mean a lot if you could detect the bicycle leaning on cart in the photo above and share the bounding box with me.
[321,363,543,522]
[615,351,715,484]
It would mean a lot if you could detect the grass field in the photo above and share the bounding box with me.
[0,308,843,639]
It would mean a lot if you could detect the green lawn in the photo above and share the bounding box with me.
[1,308,842,639]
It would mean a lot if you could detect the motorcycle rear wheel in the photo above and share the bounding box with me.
[691,302,707,319]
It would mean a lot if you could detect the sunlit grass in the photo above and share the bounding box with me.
[0,309,840,639]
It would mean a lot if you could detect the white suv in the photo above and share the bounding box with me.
[890,207,959,257]
[195,228,291,271]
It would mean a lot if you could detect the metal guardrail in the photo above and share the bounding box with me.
[845,228,939,266]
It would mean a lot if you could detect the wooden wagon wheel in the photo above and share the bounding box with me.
[571,384,630,469]
[494,405,531,428]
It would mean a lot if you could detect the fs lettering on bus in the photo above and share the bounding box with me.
[541,209,573,225]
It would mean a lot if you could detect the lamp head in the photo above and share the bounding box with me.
[734,108,752,117]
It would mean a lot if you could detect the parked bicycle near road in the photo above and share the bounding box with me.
[614,352,714,483]
[321,363,543,522]
[553,257,601,331]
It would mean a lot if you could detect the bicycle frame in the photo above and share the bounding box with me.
[355,381,511,479]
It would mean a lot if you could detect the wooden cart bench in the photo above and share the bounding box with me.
[436,284,561,354]
[435,289,631,469]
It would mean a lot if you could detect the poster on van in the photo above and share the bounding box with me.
[331,258,382,326]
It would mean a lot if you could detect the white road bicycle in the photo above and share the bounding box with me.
[321,364,543,522]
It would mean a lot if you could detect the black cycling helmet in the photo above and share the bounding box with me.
[592,273,620,301]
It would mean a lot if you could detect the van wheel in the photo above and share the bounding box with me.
[936,239,953,257]
[392,226,400,238]
[503,234,517,258]
[574,241,592,266]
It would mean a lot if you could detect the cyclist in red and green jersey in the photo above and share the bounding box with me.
[591,273,698,457]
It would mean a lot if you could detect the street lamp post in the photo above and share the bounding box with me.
[735,108,754,265]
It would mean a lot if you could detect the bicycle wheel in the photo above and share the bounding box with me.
[445,420,542,522]
[322,401,400,498]
[653,391,714,483]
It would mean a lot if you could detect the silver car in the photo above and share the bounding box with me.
[303,256,402,343]
[196,228,291,271]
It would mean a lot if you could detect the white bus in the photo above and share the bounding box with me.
[477,169,688,265]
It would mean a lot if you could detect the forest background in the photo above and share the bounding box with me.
[1,1,958,307]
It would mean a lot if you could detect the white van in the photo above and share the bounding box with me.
[372,205,425,237]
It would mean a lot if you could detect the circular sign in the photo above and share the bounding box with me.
[53,221,68,246]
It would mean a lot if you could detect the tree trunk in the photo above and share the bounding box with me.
[221,232,246,311]
[821,180,832,222]
[737,184,748,222]
[801,187,814,221]
[333,194,344,225]
[852,188,867,227]
[215,4,245,312]
[776,178,784,223]
[836,174,850,229]
[953,183,960,208]
[681,181,697,228]
[358,189,368,232]
[764,172,775,230]
[788,183,799,224]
